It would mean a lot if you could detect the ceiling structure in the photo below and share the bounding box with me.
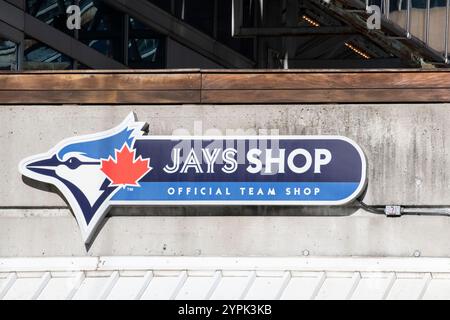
[232,0,448,68]
[0,0,448,70]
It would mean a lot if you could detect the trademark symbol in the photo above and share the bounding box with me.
[127,187,134,192]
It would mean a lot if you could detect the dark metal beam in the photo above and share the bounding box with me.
[102,0,254,68]
[288,58,408,68]
[236,26,356,37]
[0,19,23,43]
[0,0,126,69]
[4,0,24,10]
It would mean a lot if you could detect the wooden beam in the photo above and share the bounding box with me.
[201,70,450,89]
[0,73,201,90]
[201,88,450,104]
[0,70,450,104]
[0,90,201,104]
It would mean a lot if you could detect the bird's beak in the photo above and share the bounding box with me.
[24,154,63,173]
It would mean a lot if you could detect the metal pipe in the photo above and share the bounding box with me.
[357,200,450,217]
[402,207,450,216]
[406,0,411,38]
[123,14,129,65]
[445,0,449,62]
[425,0,430,45]
[386,0,390,19]
[17,39,23,71]
[181,0,185,20]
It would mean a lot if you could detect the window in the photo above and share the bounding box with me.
[0,40,18,70]
[27,0,74,35]
[128,17,165,68]
[23,38,73,70]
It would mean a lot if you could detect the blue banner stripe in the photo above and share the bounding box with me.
[111,182,359,202]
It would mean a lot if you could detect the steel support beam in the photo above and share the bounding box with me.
[0,19,23,43]
[4,0,24,9]
[102,0,254,68]
[232,0,355,37]
[335,0,446,64]
[0,0,126,69]
[236,26,356,37]
[288,58,407,68]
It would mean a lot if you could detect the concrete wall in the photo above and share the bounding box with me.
[1,104,450,257]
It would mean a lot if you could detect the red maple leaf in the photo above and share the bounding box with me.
[100,144,151,187]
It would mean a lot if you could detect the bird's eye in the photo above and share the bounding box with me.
[66,157,81,169]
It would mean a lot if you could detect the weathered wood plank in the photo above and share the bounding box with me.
[201,88,450,104]
[0,70,450,104]
[202,72,450,90]
[0,90,201,104]
[0,73,201,91]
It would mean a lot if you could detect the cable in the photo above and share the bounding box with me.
[402,207,450,217]
[356,198,385,214]
[356,198,450,217]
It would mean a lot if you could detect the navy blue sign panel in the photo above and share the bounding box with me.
[111,137,366,204]
[19,113,367,243]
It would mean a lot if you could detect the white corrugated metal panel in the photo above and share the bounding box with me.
[281,272,325,300]
[209,275,250,300]
[38,276,75,300]
[141,273,185,300]
[315,272,357,300]
[176,275,216,300]
[350,273,394,300]
[1,257,450,300]
[72,276,109,300]
[107,276,145,300]
[244,273,286,300]
[423,276,450,300]
[3,277,43,300]
[386,273,431,300]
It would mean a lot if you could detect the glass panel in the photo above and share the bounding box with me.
[147,0,172,13]
[0,40,17,70]
[130,17,152,31]
[23,38,73,70]
[81,39,115,58]
[128,16,165,68]
[27,0,74,35]
[128,38,164,68]
[217,0,254,59]
[182,0,215,36]
[78,1,125,62]
[80,1,123,33]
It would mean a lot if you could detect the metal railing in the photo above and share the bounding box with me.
[365,0,450,62]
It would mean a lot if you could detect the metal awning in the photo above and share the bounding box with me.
[1,257,450,300]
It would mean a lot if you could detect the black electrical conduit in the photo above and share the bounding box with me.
[356,198,450,217]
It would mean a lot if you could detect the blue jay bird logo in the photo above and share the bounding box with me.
[19,113,368,245]
[19,113,151,244]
